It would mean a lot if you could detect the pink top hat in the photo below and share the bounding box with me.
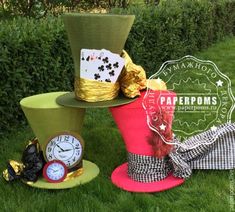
[109,90,184,192]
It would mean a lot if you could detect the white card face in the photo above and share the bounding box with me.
[102,50,125,83]
[80,49,125,83]
[80,49,99,80]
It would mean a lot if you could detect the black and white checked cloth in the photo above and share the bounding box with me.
[128,123,235,183]
[127,153,172,183]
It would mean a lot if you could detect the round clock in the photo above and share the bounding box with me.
[43,160,68,183]
[44,132,84,169]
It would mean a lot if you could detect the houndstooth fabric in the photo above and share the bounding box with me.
[127,153,172,183]
[128,123,235,182]
[170,122,235,178]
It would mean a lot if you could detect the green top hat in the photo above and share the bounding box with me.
[63,13,135,77]
[20,92,85,149]
[20,92,100,189]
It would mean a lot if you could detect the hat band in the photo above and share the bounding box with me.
[74,77,120,102]
[127,152,172,183]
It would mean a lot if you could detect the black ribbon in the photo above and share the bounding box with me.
[3,138,45,182]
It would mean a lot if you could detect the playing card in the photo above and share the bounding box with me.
[80,49,99,79]
[80,49,107,80]
[80,49,125,83]
[101,50,125,83]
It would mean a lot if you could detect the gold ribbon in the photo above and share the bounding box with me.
[3,160,24,181]
[119,50,147,98]
[74,77,120,102]
[63,168,83,182]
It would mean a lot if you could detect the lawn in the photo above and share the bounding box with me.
[1,37,235,212]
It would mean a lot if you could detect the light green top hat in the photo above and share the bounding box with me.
[20,92,85,150]
[20,92,100,189]
[63,13,135,77]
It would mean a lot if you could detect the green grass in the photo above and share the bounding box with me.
[1,37,235,212]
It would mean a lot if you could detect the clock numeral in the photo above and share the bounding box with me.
[67,161,71,166]
[75,144,80,148]
[50,141,56,146]
[57,136,62,142]
[48,154,53,159]
[73,157,76,162]
[48,147,52,152]
[64,135,70,142]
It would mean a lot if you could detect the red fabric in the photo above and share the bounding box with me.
[109,90,176,157]
[109,90,184,192]
[111,163,185,193]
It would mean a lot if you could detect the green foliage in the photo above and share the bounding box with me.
[0,0,87,19]
[78,0,131,9]
[0,17,74,134]
[113,0,235,75]
[0,0,131,19]
[0,0,234,133]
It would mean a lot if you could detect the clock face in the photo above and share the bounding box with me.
[43,160,67,183]
[45,132,83,168]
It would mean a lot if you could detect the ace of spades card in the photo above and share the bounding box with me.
[80,49,125,83]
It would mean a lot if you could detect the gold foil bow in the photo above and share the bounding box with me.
[3,160,24,181]
[119,50,147,98]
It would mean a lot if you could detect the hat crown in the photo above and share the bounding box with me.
[63,13,135,76]
[20,92,85,148]
[110,91,175,156]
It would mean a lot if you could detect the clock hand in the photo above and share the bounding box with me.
[63,149,73,152]
[58,149,72,153]
[56,144,65,152]
[53,169,59,173]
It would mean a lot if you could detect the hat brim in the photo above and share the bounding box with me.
[56,92,137,108]
[22,160,99,189]
[111,163,185,193]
